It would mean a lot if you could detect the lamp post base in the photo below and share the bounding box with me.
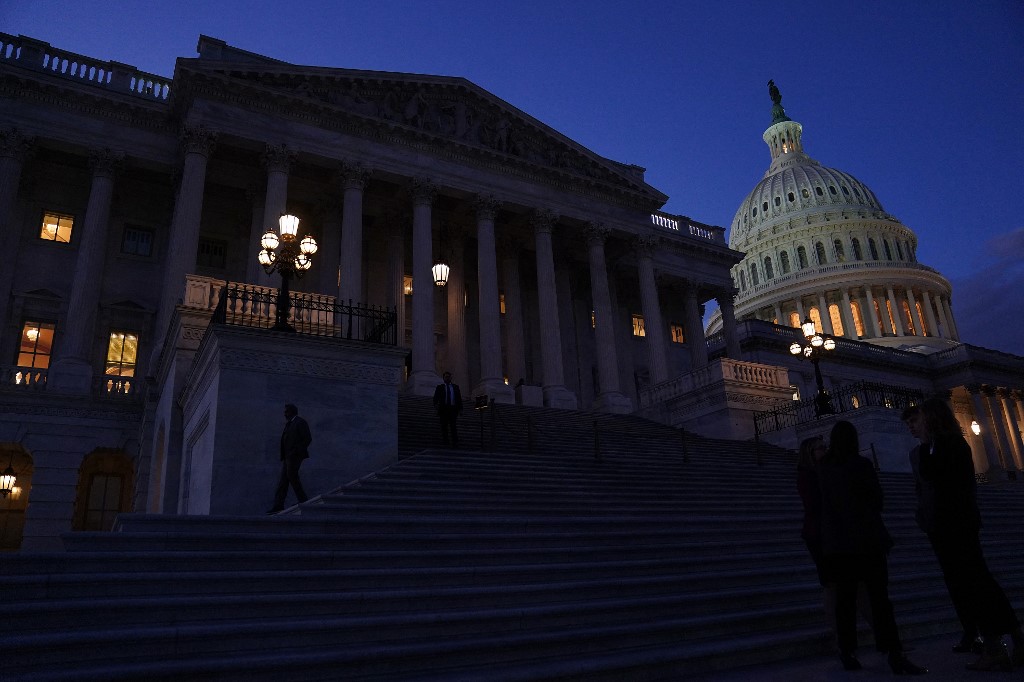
[814,391,835,418]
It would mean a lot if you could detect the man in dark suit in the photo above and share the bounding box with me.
[268,403,311,513]
[432,371,462,447]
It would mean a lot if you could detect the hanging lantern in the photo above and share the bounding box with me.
[432,258,450,287]
[0,465,15,498]
[278,214,300,238]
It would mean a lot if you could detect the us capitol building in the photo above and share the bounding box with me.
[0,34,1021,551]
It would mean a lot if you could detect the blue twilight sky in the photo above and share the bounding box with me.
[3,0,1022,355]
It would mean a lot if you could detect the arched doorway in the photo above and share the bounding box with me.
[0,446,33,551]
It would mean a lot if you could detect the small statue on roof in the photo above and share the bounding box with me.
[767,79,790,123]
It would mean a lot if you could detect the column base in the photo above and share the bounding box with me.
[472,378,515,405]
[543,385,578,410]
[594,391,633,414]
[46,358,94,395]
[406,370,442,397]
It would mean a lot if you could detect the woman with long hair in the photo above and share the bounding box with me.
[905,398,1023,671]
[817,420,926,674]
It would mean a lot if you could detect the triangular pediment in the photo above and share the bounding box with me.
[177,38,667,208]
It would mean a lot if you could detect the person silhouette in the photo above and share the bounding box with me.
[432,372,462,447]
[267,403,311,513]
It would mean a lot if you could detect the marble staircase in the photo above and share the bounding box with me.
[3,396,1023,681]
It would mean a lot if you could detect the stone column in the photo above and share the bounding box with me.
[150,126,216,368]
[445,229,469,389]
[772,303,783,326]
[683,285,706,365]
[636,235,668,385]
[997,389,1024,471]
[0,129,34,333]
[244,184,267,285]
[839,289,856,339]
[256,144,295,288]
[795,297,806,323]
[863,287,882,337]
[314,195,343,297]
[585,223,630,412]
[338,161,371,304]
[386,216,407,350]
[717,291,741,361]
[471,196,513,403]
[885,286,904,336]
[942,297,961,341]
[969,386,1004,477]
[983,387,1014,476]
[920,290,940,339]
[500,239,527,389]
[817,292,834,335]
[530,208,573,407]
[49,149,124,394]
[905,288,926,336]
[406,178,440,395]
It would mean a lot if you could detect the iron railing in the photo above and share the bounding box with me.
[211,283,398,345]
[754,381,924,435]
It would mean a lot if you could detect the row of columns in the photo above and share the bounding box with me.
[4,125,742,409]
[767,284,958,341]
[966,386,1024,478]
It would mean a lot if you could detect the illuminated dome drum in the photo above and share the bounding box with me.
[707,82,960,353]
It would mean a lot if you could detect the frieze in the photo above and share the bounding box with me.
[218,348,399,385]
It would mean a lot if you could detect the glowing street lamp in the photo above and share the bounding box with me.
[258,214,318,332]
[790,316,836,417]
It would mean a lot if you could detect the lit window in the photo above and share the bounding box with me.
[670,324,685,344]
[40,212,73,243]
[791,385,800,401]
[915,301,930,336]
[851,395,860,408]
[499,293,506,315]
[18,321,55,369]
[591,311,596,329]
[789,312,801,328]
[801,188,809,199]
[809,307,823,334]
[121,226,153,257]
[105,332,138,377]
[851,301,866,337]
[403,275,413,295]
[84,473,124,531]
[901,301,916,335]
[828,303,844,336]
[632,314,646,337]
[197,237,227,269]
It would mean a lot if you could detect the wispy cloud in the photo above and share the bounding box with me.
[948,227,1024,356]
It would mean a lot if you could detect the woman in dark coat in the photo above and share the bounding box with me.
[797,436,828,585]
[818,421,926,674]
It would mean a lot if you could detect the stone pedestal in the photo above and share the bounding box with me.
[516,385,544,407]
[178,325,406,516]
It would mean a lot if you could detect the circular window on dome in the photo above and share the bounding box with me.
[815,187,823,196]
[762,201,769,212]
[842,186,850,195]
[774,197,781,207]
[788,192,795,202]
[854,187,861,197]
[752,207,757,217]
[829,186,838,195]
[802,188,810,199]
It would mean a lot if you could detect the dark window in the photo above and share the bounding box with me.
[780,251,791,274]
[197,238,227,269]
[883,240,893,260]
[815,242,827,265]
[815,187,823,196]
[834,239,845,262]
[787,192,795,202]
[829,186,837,195]
[750,264,759,286]
[774,197,781,207]
[121,226,153,257]
[797,246,808,269]
[84,474,124,531]
[764,257,774,279]
[869,238,879,260]
[852,238,863,260]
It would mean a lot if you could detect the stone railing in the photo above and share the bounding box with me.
[639,357,789,407]
[650,212,728,246]
[0,32,171,101]
[0,365,140,399]
[1,366,47,389]
[183,275,338,319]
[734,260,946,305]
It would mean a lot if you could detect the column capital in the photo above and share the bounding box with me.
[634,234,660,257]
[966,384,983,396]
[584,221,610,245]
[261,143,296,173]
[88,148,125,178]
[476,195,503,221]
[410,176,437,205]
[0,128,35,162]
[338,160,372,190]
[528,208,557,234]
[180,125,218,156]
[981,384,998,398]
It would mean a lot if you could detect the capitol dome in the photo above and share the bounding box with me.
[708,82,959,353]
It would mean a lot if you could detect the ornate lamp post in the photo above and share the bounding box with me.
[258,214,318,332]
[790,316,836,417]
